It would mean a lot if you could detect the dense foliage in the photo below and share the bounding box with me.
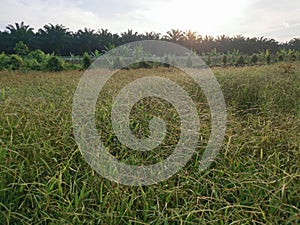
[0,22,299,72]
[1,22,300,56]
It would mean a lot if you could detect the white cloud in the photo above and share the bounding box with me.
[282,22,290,28]
[0,0,104,31]
[0,0,299,41]
[235,0,300,41]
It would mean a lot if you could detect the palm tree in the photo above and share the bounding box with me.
[289,38,300,50]
[120,29,141,43]
[0,31,11,53]
[258,36,268,42]
[216,35,231,44]
[75,28,97,53]
[6,21,34,34]
[98,29,111,37]
[184,30,198,41]
[183,30,200,51]
[98,29,118,51]
[143,32,161,40]
[164,29,184,42]
[203,35,215,42]
[199,35,215,52]
[77,28,95,35]
[215,35,232,53]
[38,24,70,55]
[5,22,34,51]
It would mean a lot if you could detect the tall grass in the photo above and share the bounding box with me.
[0,63,299,224]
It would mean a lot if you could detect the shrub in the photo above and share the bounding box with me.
[163,56,170,68]
[113,57,123,69]
[206,56,211,66]
[0,52,10,70]
[14,41,29,56]
[235,55,246,66]
[65,62,82,71]
[24,58,41,70]
[94,50,100,58]
[82,54,92,69]
[127,60,153,69]
[250,54,259,65]
[266,54,271,65]
[290,54,297,62]
[9,54,23,70]
[45,56,64,71]
[137,60,152,69]
[222,55,227,66]
[265,50,271,65]
[278,54,284,62]
[186,56,193,67]
[28,50,48,64]
[151,60,160,69]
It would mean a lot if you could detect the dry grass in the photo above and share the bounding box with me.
[0,63,299,224]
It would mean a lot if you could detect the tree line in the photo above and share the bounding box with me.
[1,22,299,56]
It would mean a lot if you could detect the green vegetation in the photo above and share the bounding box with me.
[206,56,211,66]
[13,41,29,56]
[82,53,92,70]
[45,56,65,72]
[0,46,298,72]
[1,24,300,72]
[24,58,41,71]
[250,54,259,65]
[266,50,271,65]
[1,22,300,56]
[278,54,284,62]
[235,55,246,66]
[27,49,48,64]
[222,54,227,66]
[8,54,23,70]
[0,63,299,224]
[0,53,11,70]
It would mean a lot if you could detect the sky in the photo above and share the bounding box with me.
[0,0,299,42]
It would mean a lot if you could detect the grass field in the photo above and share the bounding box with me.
[0,63,300,224]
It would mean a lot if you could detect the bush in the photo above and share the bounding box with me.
[137,60,152,69]
[82,54,92,69]
[65,62,82,71]
[266,54,271,65]
[222,55,227,66]
[265,50,271,65]
[290,54,297,62]
[14,41,29,56]
[113,57,123,69]
[9,54,23,70]
[45,56,65,71]
[24,58,41,70]
[28,50,48,64]
[0,52,11,70]
[278,54,284,62]
[235,55,246,66]
[127,60,153,70]
[250,54,259,65]
[186,56,193,67]
[206,56,211,66]
[163,56,170,68]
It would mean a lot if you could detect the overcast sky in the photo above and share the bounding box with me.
[0,0,299,42]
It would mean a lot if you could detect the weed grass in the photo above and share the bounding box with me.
[0,63,299,224]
